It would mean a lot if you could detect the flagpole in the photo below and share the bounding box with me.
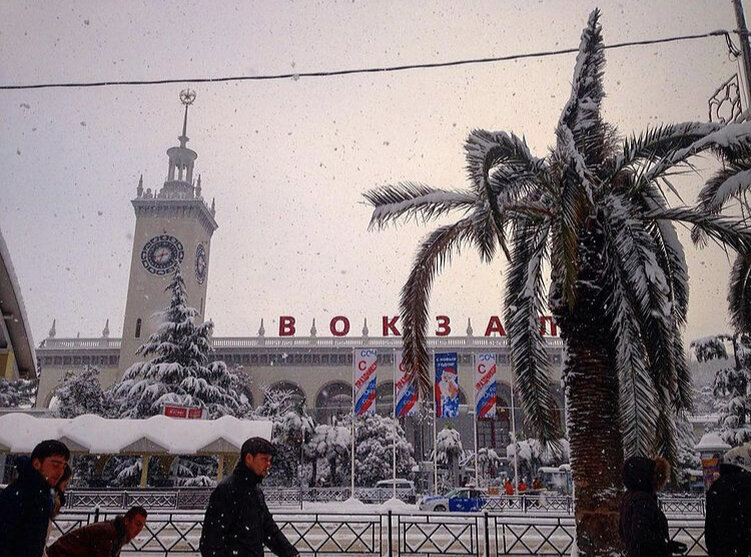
[473,354,479,488]
[392,349,397,499]
[509,372,519,492]
[351,347,356,500]
[432,350,438,495]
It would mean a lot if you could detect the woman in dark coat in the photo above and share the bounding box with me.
[619,456,685,557]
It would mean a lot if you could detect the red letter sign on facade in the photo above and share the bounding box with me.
[435,315,451,336]
[382,316,401,336]
[330,316,351,337]
[279,316,296,336]
[484,316,507,337]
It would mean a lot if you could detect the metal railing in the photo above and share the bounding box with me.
[63,488,706,517]
[50,509,709,556]
[63,486,417,510]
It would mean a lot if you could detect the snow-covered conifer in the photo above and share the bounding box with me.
[111,267,247,418]
[51,366,113,418]
[0,377,37,408]
[691,334,751,446]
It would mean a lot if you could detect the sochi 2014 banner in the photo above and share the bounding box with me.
[474,353,497,419]
[354,348,377,415]
[435,352,459,418]
[395,351,418,418]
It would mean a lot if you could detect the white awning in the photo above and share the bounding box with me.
[0,413,272,455]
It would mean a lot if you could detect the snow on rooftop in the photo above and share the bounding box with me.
[0,413,272,455]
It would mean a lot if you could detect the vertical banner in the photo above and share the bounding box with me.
[435,352,459,418]
[474,353,497,419]
[395,351,418,418]
[354,348,377,415]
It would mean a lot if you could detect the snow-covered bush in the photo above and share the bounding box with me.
[0,377,37,408]
[506,436,570,480]
[351,414,415,486]
[51,366,114,418]
[305,423,351,486]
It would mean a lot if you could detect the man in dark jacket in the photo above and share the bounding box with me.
[0,440,70,557]
[618,455,686,557]
[47,506,147,557]
[705,443,751,557]
[200,437,298,557]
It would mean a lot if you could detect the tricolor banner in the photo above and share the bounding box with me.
[435,352,459,418]
[354,348,377,415]
[395,351,418,418]
[474,353,497,419]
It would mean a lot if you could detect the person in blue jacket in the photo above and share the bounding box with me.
[0,440,70,557]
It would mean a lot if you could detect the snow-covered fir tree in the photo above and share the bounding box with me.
[111,267,248,419]
[51,366,114,418]
[0,377,37,407]
[349,414,415,486]
[691,334,751,446]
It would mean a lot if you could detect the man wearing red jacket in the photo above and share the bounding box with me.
[47,506,147,557]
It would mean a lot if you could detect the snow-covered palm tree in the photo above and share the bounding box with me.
[365,10,751,556]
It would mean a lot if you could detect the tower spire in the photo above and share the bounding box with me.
[178,90,193,148]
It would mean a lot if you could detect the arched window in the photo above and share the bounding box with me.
[264,381,306,412]
[376,381,394,415]
[135,318,142,338]
[477,394,512,451]
[315,381,352,423]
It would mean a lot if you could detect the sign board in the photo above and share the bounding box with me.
[163,404,204,419]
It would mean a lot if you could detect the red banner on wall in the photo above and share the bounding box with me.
[163,405,204,419]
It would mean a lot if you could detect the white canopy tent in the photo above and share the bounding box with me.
[0,413,274,485]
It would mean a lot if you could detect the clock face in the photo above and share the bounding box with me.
[195,243,207,284]
[141,235,184,275]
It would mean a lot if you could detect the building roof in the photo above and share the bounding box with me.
[0,413,272,455]
[0,228,36,379]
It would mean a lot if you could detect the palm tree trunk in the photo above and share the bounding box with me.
[564,331,624,556]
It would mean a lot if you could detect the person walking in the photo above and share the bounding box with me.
[199,437,299,557]
[47,506,147,557]
[705,443,751,557]
[619,455,686,557]
[44,464,73,556]
[0,440,70,557]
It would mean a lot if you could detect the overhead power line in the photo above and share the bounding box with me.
[0,29,736,91]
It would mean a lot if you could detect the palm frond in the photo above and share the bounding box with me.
[613,122,723,180]
[464,129,545,260]
[650,206,751,254]
[728,253,751,335]
[553,145,592,308]
[505,220,558,442]
[604,194,679,395]
[673,329,693,413]
[470,207,497,263]
[364,182,475,229]
[637,184,690,325]
[697,162,751,215]
[557,9,609,167]
[646,120,751,183]
[400,218,476,398]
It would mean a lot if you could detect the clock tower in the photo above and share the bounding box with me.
[119,90,218,373]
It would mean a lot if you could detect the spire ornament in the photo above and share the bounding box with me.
[178,89,196,149]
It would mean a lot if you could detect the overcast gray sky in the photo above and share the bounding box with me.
[0,0,747,345]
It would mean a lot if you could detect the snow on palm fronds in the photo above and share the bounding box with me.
[364,7,751,462]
